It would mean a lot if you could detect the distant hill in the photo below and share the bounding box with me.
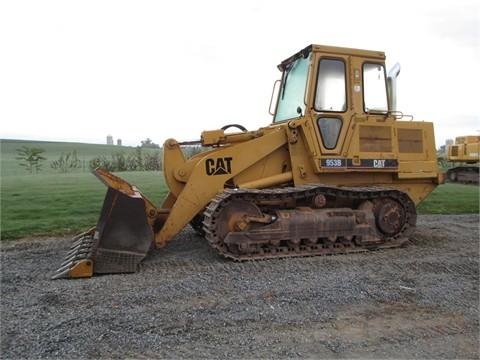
[0,139,160,176]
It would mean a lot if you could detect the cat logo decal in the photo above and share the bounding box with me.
[205,157,233,176]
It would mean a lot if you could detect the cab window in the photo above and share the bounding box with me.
[318,117,342,149]
[274,56,310,122]
[363,63,388,112]
[314,59,346,112]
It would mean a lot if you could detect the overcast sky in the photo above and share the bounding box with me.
[1,0,478,147]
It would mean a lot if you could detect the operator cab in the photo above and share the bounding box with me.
[271,44,395,154]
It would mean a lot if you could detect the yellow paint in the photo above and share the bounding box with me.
[68,259,94,278]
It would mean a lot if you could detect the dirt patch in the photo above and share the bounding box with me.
[1,214,479,359]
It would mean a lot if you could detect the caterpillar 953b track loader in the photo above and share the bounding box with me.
[53,44,443,279]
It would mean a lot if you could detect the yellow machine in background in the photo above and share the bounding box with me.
[53,44,443,279]
[445,136,479,184]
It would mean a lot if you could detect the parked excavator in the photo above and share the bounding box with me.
[53,44,443,279]
[445,135,479,184]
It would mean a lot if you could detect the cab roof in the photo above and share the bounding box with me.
[278,44,386,71]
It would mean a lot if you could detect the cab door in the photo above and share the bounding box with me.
[309,54,354,165]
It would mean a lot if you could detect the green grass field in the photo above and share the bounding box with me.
[416,183,479,214]
[1,139,478,240]
[1,139,167,239]
[1,171,168,239]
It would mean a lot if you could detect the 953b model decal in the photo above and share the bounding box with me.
[321,158,398,169]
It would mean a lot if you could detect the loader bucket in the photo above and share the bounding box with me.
[52,168,156,279]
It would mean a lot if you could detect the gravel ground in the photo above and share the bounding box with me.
[1,214,479,359]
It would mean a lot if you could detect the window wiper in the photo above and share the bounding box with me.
[281,64,292,100]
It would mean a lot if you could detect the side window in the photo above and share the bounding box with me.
[314,59,346,112]
[318,117,342,149]
[363,63,388,112]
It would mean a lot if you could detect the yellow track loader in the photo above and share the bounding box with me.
[53,44,443,279]
[445,135,479,184]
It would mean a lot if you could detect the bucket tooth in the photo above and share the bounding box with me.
[64,250,90,261]
[60,252,91,267]
[52,231,96,280]
[51,268,71,280]
[69,237,93,249]
[54,261,76,275]
[66,242,93,256]
[52,259,93,279]
[70,227,96,244]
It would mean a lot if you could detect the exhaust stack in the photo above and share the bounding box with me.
[387,62,401,112]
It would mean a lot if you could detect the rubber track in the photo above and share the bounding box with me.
[202,184,416,261]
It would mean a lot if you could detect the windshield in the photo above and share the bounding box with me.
[274,55,310,122]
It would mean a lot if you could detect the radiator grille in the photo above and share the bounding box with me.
[398,129,423,153]
[359,126,392,152]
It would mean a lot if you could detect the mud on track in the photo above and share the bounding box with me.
[1,214,479,359]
